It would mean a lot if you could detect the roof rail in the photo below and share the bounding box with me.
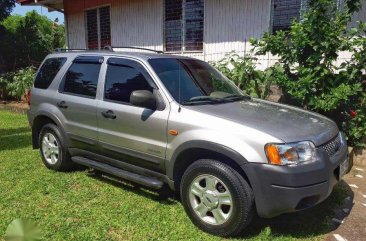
[54,48,89,52]
[104,46,164,54]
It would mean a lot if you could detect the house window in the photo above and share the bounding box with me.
[164,0,204,52]
[272,0,344,32]
[85,6,111,49]
[272,0,302,32]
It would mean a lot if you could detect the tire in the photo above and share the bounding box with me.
[180,159,254,237]
[39,123,76,171]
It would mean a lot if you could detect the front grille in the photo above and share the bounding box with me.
[320,134,342,157]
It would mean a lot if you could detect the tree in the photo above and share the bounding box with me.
[251,0,366,147]
[0,0,16,22]
[0,10,66,71]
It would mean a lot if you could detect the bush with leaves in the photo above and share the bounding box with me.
[0,66,35,100]
[213,52,281,99]
[250,0,366,147]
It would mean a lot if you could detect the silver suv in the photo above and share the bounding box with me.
[28,49,350,237]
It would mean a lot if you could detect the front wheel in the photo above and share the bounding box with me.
[180,159,254,237]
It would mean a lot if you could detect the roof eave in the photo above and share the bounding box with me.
[16,0,64,13]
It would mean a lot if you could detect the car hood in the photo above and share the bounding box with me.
[186,99,339,146]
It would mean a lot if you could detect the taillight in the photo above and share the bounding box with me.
[26,89,31,106]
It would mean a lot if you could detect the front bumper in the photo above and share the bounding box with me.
[242,141,350,218]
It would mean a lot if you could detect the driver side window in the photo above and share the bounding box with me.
[104,58,154,104]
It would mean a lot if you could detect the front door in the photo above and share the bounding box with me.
[97,57,169,172]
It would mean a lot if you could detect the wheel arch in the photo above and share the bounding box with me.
[31,112,66,149]
[168,141,250,191]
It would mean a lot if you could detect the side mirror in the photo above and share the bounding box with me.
[130,90,157,110]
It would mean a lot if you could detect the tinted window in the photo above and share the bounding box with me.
[34,58,67,89]
[149,59,201,103]
[105,59,154,103]
[149,58,242,104]
[61,59,101,98]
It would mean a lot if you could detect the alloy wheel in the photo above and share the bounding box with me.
[41,132,60,165]
[189,174,233,225]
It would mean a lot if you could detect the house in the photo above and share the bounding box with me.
[17,0,366,66]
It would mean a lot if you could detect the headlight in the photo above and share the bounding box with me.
[265,141,316,165]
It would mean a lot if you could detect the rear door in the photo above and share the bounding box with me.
[57,55,103,151]
[97,57,170,172]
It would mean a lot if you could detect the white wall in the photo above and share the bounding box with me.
[110,0,164,51]
[350,0,366,27]
[65,0,365,66]
[66,0,272,63]
[66,12,86,49]
[204,0,271,61]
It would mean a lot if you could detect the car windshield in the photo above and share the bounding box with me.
[149,58,249,105]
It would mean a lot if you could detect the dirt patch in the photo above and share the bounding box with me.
[0,101,29,114]
[325,166,366,241]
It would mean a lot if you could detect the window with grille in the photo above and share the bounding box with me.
[272,0,344,32]
[85,6,111,50]
[272,0,302,32]
[164,0,204,52]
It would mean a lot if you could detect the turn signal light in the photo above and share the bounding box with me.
[168,130,179,136]
[265,144,281,165]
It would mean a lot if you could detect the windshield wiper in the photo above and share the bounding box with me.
[222,94,251,102]
[182,96,223,105]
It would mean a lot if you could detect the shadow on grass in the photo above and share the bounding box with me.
[86,169,354,239]
[0,127,30,136]
[0,127,32,151]
[240,180,354,239]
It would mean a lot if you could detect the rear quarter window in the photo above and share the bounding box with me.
[34,57,67,89]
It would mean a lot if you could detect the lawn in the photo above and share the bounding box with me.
[0,110,349,241]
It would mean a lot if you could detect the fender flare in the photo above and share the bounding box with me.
[167,140,249,180]
[31,110,68,148]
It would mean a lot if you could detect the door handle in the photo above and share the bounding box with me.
[57,101,68,109]
[101,110,116,119]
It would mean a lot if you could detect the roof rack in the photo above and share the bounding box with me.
[54,48,89,52]
[103,46,164,54]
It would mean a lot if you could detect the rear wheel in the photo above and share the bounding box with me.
[39,123,75,171]
[180,159,254,237]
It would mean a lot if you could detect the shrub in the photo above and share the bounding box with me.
[250,0,366,147]
[0,66,35,100]
[213,53,278,99]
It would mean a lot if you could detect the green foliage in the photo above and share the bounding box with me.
[0,11,65,71]
[0,66,36,100]
[213,52,277,99]
[250,0,366,147]
[0,0,15,22]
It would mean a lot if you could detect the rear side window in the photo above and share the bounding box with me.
[60,56,103,98]
[104,58,154,103]
[34,58,67,89]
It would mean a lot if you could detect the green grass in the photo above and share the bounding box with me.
[0,110,351,241]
